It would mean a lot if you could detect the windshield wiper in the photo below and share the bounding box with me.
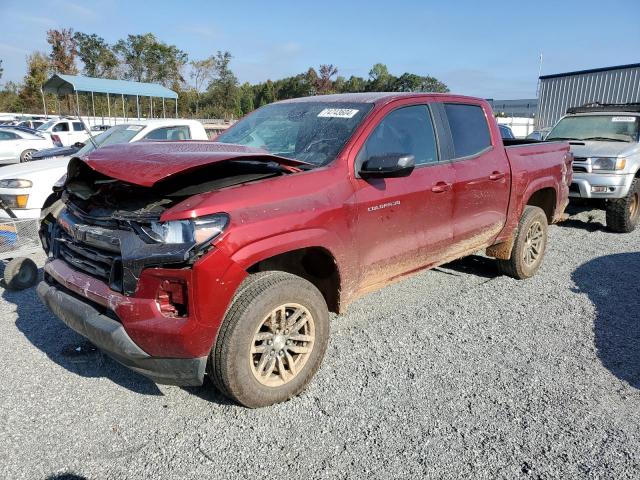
[580,136,628,142]
[546,137,577,141]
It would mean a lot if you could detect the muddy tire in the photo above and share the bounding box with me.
[211,271,329,408]
[605,178,640,233]
[4,257,38,290]
[19,149,36,162]
[497,206,548,279]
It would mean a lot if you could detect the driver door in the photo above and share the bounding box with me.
[352,104,454,292]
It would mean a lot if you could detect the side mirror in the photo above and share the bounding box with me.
[74,142,85,148]
[359,154,415,179]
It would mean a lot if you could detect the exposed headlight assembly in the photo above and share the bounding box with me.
[142,213,229,247]
[0,179,33,188]
[591,157,626,171]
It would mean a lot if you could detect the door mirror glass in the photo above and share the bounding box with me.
[359,154,415,178]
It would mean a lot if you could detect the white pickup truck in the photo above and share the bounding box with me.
[0,119,208,219]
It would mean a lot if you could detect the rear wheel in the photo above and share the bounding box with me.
[497,206,548,279]
[211,271,329,408]
[19,149,36,162]
[605,178,640,233]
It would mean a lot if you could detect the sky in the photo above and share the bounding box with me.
[0,0,639,99]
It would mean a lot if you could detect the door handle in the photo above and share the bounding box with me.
[431,181,452,193]
[489,171,505,181]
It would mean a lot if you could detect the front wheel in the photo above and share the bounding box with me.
[211,271,329,408]
[497,206,548,279]
[605,178,640,233]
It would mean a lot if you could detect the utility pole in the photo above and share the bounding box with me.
[536,52,543,98]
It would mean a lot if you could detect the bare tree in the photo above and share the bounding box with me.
[189,56,216,115]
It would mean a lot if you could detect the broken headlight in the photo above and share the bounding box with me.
[144,213,229,246]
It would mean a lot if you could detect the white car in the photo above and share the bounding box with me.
[0,127,56,164]
[36,118,90,147]
[0,119,209,219]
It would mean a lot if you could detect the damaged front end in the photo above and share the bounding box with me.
[40,158,229,300]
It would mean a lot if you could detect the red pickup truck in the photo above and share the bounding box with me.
[38,93,572,407]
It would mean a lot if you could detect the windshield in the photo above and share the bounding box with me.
[216,102,373,166]
[37,119,58,131]
[75,124,144,156]
[547,115,639,142]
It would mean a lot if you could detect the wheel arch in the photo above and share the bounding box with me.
[231,230,346,313]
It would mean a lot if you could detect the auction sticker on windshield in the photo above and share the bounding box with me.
[611,116,636,122]
[317,108,359,118]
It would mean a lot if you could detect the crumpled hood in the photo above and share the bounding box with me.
[79,141,308,187]
[569,140,638,159]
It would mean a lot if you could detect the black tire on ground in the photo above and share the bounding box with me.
[605,178,640,233]
[19,149,36,162]
[497,205,548,280]
[211,271,329,408]
[4,257,38,290]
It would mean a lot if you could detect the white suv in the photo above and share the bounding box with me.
[36,118,90,146]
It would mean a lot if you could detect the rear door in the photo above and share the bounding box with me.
[442,102,511,247]
[352,103,454,290]
[71,121,89,144]
[0,131,20,162]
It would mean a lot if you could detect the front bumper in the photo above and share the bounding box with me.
[569,172,635,199]
[37,280,207,386]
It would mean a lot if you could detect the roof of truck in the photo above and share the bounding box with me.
[277,92,477,104]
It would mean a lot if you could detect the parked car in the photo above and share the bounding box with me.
[10,119,45,130]
[38,93,572,408]
[36,117,90,147]
[526,128,551,141]
[30,143,84,161]
[0,127,55,164]
[546,103,640,232]
[498,124,515,139]
[0,119,208,219]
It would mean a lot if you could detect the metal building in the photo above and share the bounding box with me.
[536,63,640,129]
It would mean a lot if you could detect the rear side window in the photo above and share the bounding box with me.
[73,122,84,131]
[444,103,491,158]
[358,105,438,166]
[53,122,69,132]
[144,126,191,140]
[0,131,19,140]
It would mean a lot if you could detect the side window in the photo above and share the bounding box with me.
[0,131,18,140]
[53,122,69,132]
[144,126,191,140]
[444,103,491,158]
[358,105,438,166]
[73,122,84,131]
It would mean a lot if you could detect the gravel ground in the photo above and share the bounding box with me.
[1,205,639,480]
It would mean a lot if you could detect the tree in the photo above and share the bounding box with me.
[189,56,216,115]
[368,63,391,91]
[392,73,449,93]
[202,51,240,119]
[73,32,117,78]
[317,64,338,94]
[344,75,366,93]
[113,33,187,87]
[19,52,50,112]
[46,28,78,74]
[239,82,254,115]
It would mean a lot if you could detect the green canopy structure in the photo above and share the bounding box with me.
[42,74,179,121]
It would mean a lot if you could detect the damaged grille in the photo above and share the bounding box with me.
[46,203,194,296]
[57,229,123,291]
